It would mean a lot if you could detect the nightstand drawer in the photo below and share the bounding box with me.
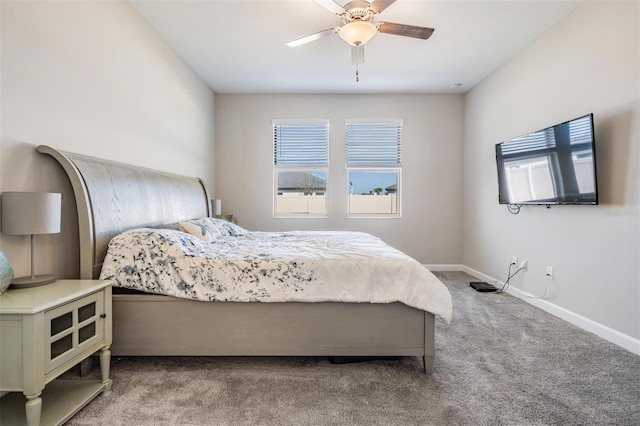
[45,291,105,374]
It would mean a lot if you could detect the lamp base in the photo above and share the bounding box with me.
[10,274,57,289]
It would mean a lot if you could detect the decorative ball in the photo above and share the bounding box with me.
[0,251,14,294]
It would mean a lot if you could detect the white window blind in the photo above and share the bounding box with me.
[273,120,329,167]
[346,120,403,167]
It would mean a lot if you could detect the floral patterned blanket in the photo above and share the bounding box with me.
[99,228,452,322]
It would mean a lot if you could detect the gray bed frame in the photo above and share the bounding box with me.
[38,145,436,374]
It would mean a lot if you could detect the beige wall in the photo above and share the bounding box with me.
[215,94,464,263]
[463,0,639,341]
[3,0,635,350]
[0,1,215,279]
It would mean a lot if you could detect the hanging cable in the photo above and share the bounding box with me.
[507,204,522,214]
[525,281,551,299]
[497,261,526,294]
[497,261,553,298]
[525,271,554,299]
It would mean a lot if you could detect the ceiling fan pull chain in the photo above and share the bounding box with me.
[356,65,359,82]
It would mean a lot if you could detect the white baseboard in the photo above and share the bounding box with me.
[423,264,465,272]
[425,264,640,356]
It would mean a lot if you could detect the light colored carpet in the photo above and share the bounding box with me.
[65,271,640,425]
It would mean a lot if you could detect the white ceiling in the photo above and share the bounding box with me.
[131,0,582,94]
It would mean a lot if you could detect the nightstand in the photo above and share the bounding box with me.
[0,280,113,426]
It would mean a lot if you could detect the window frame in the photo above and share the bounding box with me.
[345,119,403,218]
[273,119,329,218]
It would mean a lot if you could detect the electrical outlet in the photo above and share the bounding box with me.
[511,256,518,266]
[520,260,528,271]
[546,266,554,280]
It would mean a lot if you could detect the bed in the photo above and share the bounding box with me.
[37,145,451,374]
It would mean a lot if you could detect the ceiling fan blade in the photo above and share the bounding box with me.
[313,0,345,15]
[369,0,396,14]
[378,22,435,40]
[286,28,338,47]
[351,44,364,65]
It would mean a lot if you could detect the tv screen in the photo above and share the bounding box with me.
[495,114,598,205]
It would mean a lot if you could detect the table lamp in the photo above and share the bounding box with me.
[1,192,62,288]
[213,199,222,217]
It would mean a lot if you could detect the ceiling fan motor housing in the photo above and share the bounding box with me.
[341,1,376,24]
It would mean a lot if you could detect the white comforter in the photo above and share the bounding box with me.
[99,229,452,322]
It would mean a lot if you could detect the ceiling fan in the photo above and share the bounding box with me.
[287,0,435,80]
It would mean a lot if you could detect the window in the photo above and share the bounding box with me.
[273,119,329,217]
[346,119,403,217]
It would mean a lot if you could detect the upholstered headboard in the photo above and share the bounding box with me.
[37,145,211,279]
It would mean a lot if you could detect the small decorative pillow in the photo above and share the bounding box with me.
[178,219,223,242]
[203,217,248,237]
[0,251,14,294]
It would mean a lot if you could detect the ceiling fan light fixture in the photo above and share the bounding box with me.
[339,20,377,46]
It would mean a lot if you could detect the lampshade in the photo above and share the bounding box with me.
[1,192,62,235]
[1,192,62,289]
[339,21,377,46]
[213,199,222,217]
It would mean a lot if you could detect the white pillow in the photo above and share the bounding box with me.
[178,219,222,242]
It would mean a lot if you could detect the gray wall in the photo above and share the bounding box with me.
[463,0,639,342]
[215,94,465,264]
[0,1,216,279]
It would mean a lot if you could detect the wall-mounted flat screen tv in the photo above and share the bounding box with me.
[495,113,598,205]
